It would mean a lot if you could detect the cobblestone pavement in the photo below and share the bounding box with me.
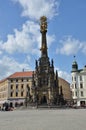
[0,109,86,130]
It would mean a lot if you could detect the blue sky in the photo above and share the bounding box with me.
[0,0,86,83]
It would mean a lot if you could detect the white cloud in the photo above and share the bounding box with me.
[0,0,58,80]
[0,56,31,80]
[0,20,55,80]
[12,0,59,19]
[1,21,39,54]
[0,20,55,56]
[56,36,86,55]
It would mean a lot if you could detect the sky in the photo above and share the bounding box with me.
[0,0,86,83]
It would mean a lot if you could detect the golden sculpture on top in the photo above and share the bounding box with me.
[40,16,47,32]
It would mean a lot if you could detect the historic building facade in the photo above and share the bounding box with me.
[71,60,86,107]
[0,71,32,107]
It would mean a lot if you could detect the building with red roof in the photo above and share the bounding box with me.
[0,71,72,107]
[0,71,33,107]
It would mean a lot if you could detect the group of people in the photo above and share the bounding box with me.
[0,102,13,111]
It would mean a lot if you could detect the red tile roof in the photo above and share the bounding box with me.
[0,71,33,83]
[9,71,33,78]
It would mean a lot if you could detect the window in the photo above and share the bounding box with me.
[74,76,76,81]
[16,85,18,89]
[21,92,23,97]
[80,83,83,88]
[11,85,13,89]
[11,79,13,82]
[27,84,29,88]
[81,91,84,97]
[21,78,23,82]
[10,92,13,97]
[16,92,18,97]
[75,83,77,89]
[75,92,77,96]
[80,76,82,81]
[16,79,18,82]
[21,84,24,89]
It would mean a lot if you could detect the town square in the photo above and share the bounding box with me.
[0,1,86,130]
[0,109,86,130]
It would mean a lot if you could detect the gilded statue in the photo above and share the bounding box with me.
[40,16,47,32]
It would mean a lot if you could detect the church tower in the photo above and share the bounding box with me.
[32,16,59,105]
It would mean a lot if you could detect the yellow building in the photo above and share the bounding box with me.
[0,71,33,107]
[0,78,8,106]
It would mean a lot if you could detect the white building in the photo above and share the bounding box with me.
[71,60,86,107]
